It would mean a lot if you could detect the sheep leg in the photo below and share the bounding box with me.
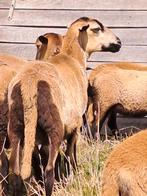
[11,141,23,196]
[8,82,24,195]
[54,129,78,183]
[82,113,93,139]
[44,134,60,196]
[9,139,23,196]
[107,104,124,138]
[0,151,9,196]
[33,144,62,182]
[64,129,78,176]
[0,131,8,195]
[8,118,23,195]
[99,111,112,140]
[8,132,23,195]
[107,110,119,137]
[67,131,78,168]
[107,111,117,130]
[32,144,61,184]
[92,102,100,140]
[37,80,64,194]
[54,152,62,181]
[32,145,45,185]
[32,145,63,191]
[73,138,77,168]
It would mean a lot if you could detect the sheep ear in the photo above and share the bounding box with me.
[78,24,89,51]
[38,35,48,45]
[54,47,61,55]
[79,24,89,32]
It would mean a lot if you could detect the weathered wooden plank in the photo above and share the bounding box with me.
[1,26,147,45]
[0,26,66,43]
[0,0,11,8]
[90,46,147,63]
[0,9,9,23]
[0,44,147,63]
[0,44,37,60]
[0,10,147,27]
[15,0,147,10]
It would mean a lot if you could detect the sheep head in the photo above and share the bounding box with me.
[35,33,63,60]
[67,17,121,57]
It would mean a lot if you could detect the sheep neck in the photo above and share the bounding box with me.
[62,30,87,70]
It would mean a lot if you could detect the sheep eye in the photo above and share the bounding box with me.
[91,28,101,33]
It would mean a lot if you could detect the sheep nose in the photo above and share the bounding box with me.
[102,43,121,53]
[109,43,121,52]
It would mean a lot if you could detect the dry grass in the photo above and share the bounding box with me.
[52,125,139,196]
[2,134,120,196]
[52,134,119,196]
[3,127,139,196]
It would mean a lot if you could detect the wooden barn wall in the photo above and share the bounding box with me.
[0,0,147,66]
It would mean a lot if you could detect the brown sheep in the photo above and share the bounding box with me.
[36,33,63,60]
[7,17,121,196]
[0,60,27,196]
[87,62,147,139]
[101,129,147,196]
[0,33,62,135]
[0,33,63,195]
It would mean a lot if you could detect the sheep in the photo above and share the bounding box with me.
[0,33,63,194]
[0,60,27,196]
[101,129,147,196]
[0,33,63,136]
[0,34,62,132]
[7,16,121,196]
[87,62,147,139]
[35,33,63,60]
